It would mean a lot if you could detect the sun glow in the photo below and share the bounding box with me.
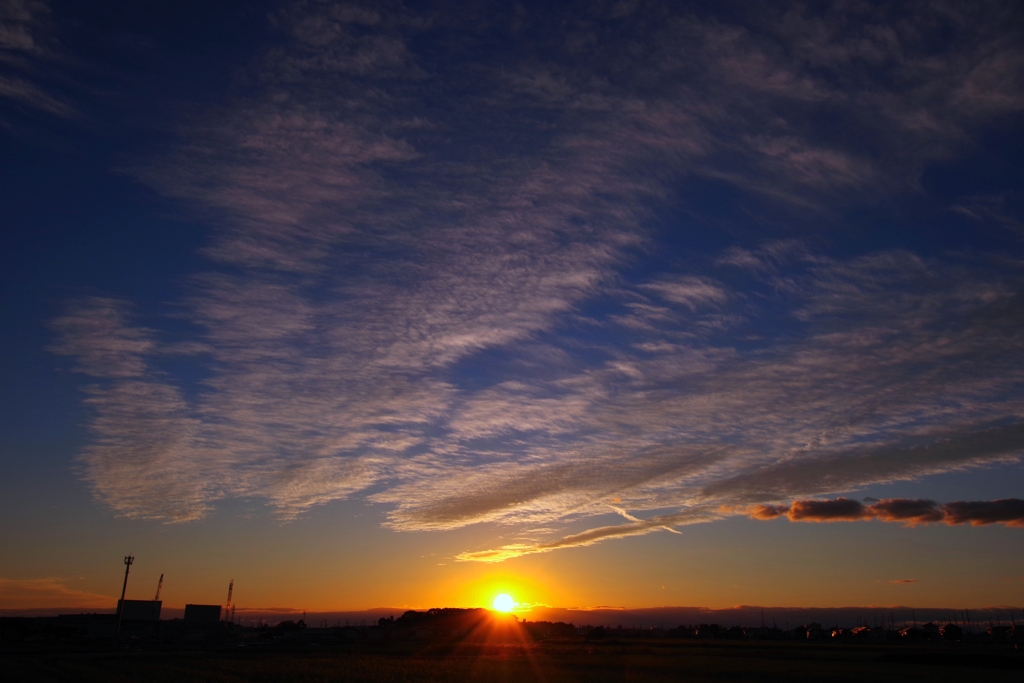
[492,593,515,612]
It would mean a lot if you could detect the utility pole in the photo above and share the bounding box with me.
[116,555,134,637]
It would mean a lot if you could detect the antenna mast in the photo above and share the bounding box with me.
[154,573,164,601]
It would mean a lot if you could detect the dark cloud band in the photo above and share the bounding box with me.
[747,497,1024,527]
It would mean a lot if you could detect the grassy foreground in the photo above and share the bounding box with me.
[3,639,1021,683]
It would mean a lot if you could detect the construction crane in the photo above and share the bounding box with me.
[225,579,233,622]
[154,573,164,601]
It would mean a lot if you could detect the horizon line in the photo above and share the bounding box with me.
[4,603,1022,615]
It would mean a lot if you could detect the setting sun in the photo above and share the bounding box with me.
[492,593,515,612]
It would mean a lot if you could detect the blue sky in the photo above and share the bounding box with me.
[2,0,1023,610]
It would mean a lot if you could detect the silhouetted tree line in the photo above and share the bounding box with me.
[522,621,576,639]
[391,608,493,633]
[3,611,1019,649]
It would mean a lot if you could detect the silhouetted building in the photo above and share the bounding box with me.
[117,599,161,621]
[184,604,222,623]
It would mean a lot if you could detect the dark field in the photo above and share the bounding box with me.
[3,640,1022,683]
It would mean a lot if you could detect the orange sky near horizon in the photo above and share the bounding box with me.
[3,503,1021,613]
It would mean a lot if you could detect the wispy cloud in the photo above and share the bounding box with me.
[0,0,48,56]
[49,1,1024,560]
[0,74,71,115]
[0,577,112,609]
[639,277,728,311]
[456,507,719,563]
[51,298,155,378]
[0,0,74,118]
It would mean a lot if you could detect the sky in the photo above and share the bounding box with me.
[1,0,1023,615]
